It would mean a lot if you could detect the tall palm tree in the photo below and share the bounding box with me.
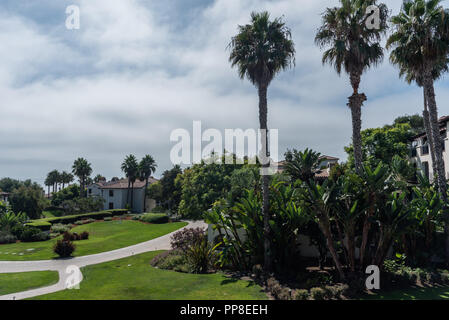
[47,170,60,194]
[121,154,139,211]
[72,158,93,197]
[139,155,157,212]
[315,0,388,173]
[394,56,448,180]
[388,0,449,263]
[61,171,74,189]
[229,11,295,271]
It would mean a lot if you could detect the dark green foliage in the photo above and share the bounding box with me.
[0,231,17,244]
[20,226,50,242]
[139,213,169,224]
[51,185,80,207]
[9,186,45,219]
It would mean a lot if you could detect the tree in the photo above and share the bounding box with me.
[9,186,45,219]
[387,0,449,263]
[94,174,106,183]
[159,165,183,211]
[315,0,388,173]
[72,158,92,198]
[284,148,323,183]
[139,155,157,212]
[229,11,295,272]
[344,120,417,167]
[121,155,139,211]
[61,171,74,189]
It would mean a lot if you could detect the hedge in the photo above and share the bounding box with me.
[28,209,128,229]
[139,213,169,224]
[25,221,52,231]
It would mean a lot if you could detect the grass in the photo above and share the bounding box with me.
[363,285,449,300]
[32,251,267,300]
[0,271,59,295]
[0,220,187,261]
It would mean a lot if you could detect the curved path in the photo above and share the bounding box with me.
[0,220,207,300]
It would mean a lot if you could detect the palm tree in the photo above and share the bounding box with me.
[315,0,388,173]
[47,170,60,194]
[394,56,448,180]
[61,171,74,189]
[44,175,52,197]
[387,0,449,263]
[139,155,157,212]
[229,11,295,272]
[284,148,323,183]
[94,174,106,183]
[121,155,139,211]
[72,158,93,197]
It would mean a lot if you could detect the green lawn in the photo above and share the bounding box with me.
[33,251,267,300]
[363,285,449,300]
[0,220,187,261]
[0,271,59,295]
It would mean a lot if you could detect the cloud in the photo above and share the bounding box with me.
[1,0,448,187]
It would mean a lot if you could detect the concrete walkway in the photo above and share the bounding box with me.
[0,220,207,300]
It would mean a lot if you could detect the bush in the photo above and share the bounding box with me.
[171,227,205,252]
[310,287,326,300]
[53,240,75,257]
[186,238,218,274]
[20,226,49,242]
[80,231,89,240]
[63,231,89,241]
[139,213,169,224]
[25,221,52,231]
[10,224,25,238]
[150,251,190,273]
[104,217,113,221]
[51,223,71,234]
[0,231,17,244]
[294,289,309,300]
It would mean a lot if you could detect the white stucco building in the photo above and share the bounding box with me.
[87,178,158,213]
[410,116,449,182]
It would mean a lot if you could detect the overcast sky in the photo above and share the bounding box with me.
[1,0,449,187]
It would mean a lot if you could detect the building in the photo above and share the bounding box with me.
[273,155,340,180]
[410,116,449,181]
[0,192,10,203]
[87,178,158,213]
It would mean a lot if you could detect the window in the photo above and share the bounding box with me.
[423,162,429,180]
[109,190,114,197]
[109,202,114,210]
[88,189,92,194]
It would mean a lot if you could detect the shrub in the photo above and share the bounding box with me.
[267,278,282,298]
[53,240,75,257]
[186,238,218,274]
[294,289,309,300]
[25,221,52,231]
[51,223,71,234]
[20,226,49,242]
[171,227,205,252]
[80,231,89,240]
[0,231,17,244]
[49,233,60,238]
[278,288,292,300]
[10,224,25,238]
[104,217,113,221]
[310,287,326,300]
[139,213,169,224]
[150,251,190,273]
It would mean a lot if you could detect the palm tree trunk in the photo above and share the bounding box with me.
[258,84,271,273]
[348,72,366,174]
[423,71,449,265]
[423,87,437,178]
[318,219,345,280]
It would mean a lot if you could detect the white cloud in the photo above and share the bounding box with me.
[1,0,448,186]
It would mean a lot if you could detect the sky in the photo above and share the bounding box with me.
[1,0,449,188]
